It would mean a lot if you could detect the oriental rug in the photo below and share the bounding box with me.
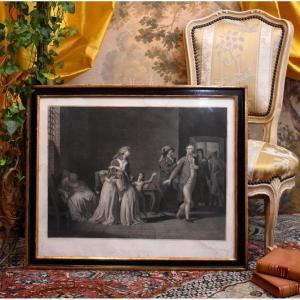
[0,214,299,298]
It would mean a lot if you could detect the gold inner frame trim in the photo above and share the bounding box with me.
[26,88,248,269]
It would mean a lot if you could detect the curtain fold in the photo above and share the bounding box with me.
[55,2,114,81]
[240,1,300,80]
[0,2,115,82]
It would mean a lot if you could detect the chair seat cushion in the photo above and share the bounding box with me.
[248,139,299,184]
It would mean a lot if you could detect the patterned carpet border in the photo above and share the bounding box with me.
[0,214,299,298]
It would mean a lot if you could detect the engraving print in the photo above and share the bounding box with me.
[48,106,227,240]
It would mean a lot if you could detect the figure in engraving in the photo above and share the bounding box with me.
[164,144,198,222]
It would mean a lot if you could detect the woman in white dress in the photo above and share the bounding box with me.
[89,146,142,225]
[115,146,143,226]
[89,153,122,225]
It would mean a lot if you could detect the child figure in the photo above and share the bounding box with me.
[133,172,156,217]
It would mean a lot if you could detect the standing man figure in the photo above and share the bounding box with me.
[194,148,211,207]
[158,145,177,212]
[208,151,225,207]
[164,144,198,222]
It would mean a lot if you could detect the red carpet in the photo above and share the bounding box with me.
[0,268,206,298]
[0,215,299,298]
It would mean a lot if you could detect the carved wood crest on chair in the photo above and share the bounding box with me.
[184,9,299,252]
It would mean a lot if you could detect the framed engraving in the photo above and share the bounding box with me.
[26,86,247,269]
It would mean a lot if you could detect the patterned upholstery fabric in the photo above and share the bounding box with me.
[192,18,283,116]
[248,139,299,184]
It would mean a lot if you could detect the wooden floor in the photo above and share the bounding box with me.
[51,209,226,240]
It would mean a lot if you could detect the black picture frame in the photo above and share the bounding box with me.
[26,85,247,270]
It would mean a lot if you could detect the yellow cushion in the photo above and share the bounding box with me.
[193,18,283,116]
[248,139,299,184]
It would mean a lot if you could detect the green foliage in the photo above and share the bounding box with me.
[134,5,186,84]
[3,102,25,136]
[61,2,75,14]
[136,16,181,50]
[145,48,185,83]
[0,1,77,179]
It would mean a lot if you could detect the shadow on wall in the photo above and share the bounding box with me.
[59,107,227,189]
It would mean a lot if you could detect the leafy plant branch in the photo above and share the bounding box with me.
[0,2,77,203]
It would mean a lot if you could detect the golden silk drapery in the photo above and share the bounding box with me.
[55,2,114,81]
[240,1,300,81]
[0,2,115,81]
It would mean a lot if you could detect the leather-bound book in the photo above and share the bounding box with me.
[256,248,300,281]
[252,271,300,298]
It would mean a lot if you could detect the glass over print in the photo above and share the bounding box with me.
[27,86,247,269]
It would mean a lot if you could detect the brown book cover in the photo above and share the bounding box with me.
[252,271,300,298]
[256,248,300,281]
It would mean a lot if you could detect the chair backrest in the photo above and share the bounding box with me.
[184,10,294,144]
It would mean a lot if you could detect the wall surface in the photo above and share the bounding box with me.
[60,107,226,188]
[70,2,300,214]
[60,107,179,185]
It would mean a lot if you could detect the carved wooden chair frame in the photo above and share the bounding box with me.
[184,9,295,252]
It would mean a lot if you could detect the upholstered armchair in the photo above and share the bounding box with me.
[184,9,299,252]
